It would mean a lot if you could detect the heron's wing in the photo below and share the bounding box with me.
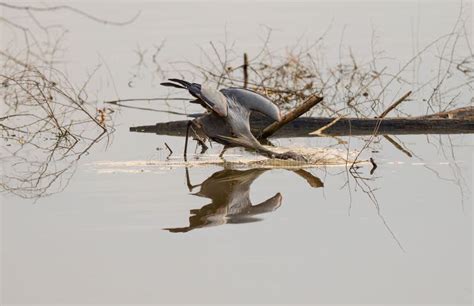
[198,84,228,117]
[220,88,281,122]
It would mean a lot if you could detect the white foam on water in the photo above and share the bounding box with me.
[90,146,364,172]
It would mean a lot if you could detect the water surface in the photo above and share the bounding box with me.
[1,1,472,304]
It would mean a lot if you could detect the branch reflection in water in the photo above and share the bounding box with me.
[164,167,323,233]
[0,3,119,199]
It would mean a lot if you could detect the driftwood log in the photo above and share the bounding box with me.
[129,106,474,138]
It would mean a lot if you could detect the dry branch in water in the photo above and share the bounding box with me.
[259,95,323,139]
[377,91,412,119]
[131,107,474,138]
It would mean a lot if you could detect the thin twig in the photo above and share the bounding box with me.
[0,2,141,26]
[104,97,189,104]
[377,91,412,118]
[164,142,173,157]
[243,52,249,89]
[309,115,344,135]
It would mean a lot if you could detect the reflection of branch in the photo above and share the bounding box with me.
[292,169,324,188]
[421,134,468,212]
[369,157,377,175]
[0,5,116,198]
[383,135,413,158]
[348,167,405,252]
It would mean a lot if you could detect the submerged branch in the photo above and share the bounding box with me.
[130,107,474,138]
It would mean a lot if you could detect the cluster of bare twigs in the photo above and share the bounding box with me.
[0,2,139,198]
[182,9,472,120]
[166,9,472,183]
[126,8,471,170]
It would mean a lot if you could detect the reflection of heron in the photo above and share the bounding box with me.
[160,79,304,161]
[164,168,281,233]
[164,167,324,233]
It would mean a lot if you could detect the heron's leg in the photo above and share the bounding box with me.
[198,139,208,154]
[187,123,207,155]
[219,145,228,161]
[184,121,192,161]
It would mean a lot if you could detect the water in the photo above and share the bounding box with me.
[1,1,472,304]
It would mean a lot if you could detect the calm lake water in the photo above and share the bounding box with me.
[1,1,472,304]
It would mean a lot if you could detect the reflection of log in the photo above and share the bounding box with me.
[130,107,474,138]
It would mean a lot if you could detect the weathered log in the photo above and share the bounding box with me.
[130,107,474,137]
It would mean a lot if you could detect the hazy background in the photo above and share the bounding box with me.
[1,1,472,304]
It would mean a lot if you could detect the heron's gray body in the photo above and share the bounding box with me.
[160,79,304,160]
[197,92,262,149]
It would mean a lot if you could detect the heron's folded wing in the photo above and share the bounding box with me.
[199,84,228,117]
[220,88,281,122]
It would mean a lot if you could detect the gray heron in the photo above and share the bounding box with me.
[160,78,305,161]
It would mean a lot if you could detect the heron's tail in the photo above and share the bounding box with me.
[160,78,192,89]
